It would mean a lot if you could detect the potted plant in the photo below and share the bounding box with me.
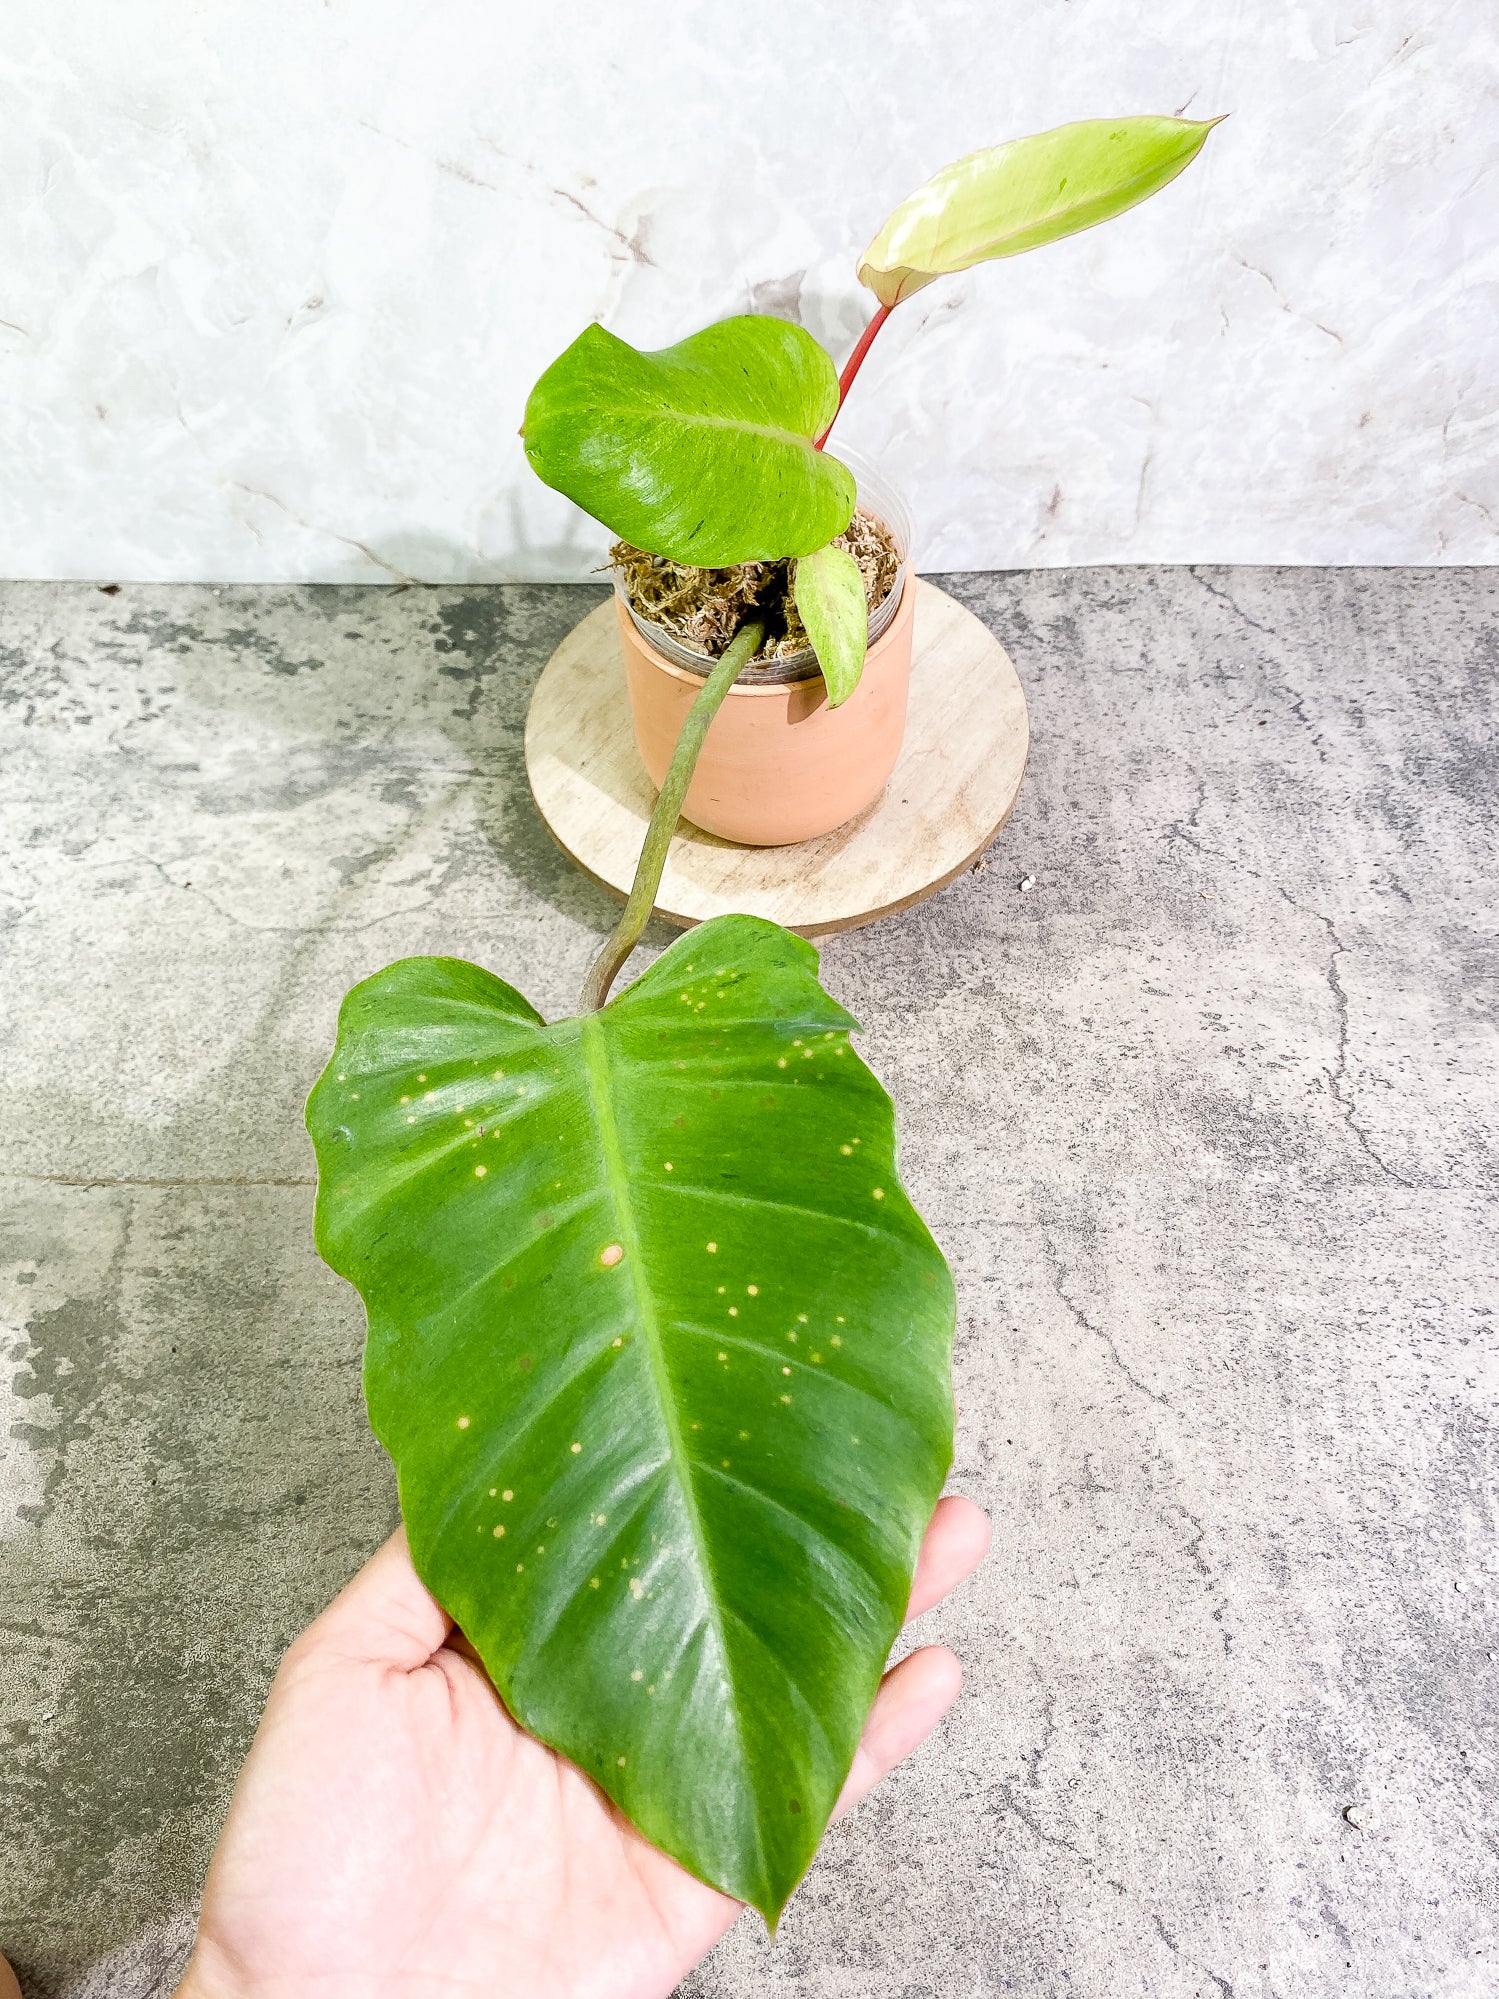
[522,113,1221,849]
[306,112,1219,1927]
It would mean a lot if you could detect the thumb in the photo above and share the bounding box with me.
[293,1525,453,1672]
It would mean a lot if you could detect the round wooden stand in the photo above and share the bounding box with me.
[524,579,1028,936]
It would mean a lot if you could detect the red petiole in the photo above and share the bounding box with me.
[814,301,895,449]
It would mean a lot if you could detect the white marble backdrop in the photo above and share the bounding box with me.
[2,0,1496,581]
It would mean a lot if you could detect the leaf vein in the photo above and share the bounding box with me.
[580,1014,770,1892]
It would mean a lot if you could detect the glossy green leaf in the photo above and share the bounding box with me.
[522,318,857,565]
[793,543,869,707]
[306,914,954,1923]
[858,115,1223,306]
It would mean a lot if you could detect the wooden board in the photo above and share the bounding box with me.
[525,578,1029,936]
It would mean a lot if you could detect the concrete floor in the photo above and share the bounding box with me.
[1,569,1495,1997]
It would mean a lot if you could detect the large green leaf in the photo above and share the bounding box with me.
[858,114,1223,306]
[793,543,869,707]
[521,317,857,565]
[307,914,954,1922]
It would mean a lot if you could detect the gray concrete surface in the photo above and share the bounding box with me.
[1,569,1495,1997]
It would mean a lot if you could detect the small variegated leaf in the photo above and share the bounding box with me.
[792,543,870,708]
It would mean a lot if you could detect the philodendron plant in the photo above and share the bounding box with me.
[308,113,1218,1925]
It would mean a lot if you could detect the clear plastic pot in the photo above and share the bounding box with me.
[612,444,914,686]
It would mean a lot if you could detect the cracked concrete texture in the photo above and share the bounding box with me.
[1,569,1495,1996]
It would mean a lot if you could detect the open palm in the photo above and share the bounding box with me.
[176,1500,988,1999]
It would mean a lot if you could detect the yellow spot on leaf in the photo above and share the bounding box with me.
[600,1243,624,1266]
[474,1164,487,1177]
[493,1524,505,1537]
[570,1441,582,1454]
[457,1416,470,1429]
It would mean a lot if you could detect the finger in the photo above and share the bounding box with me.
[833,1644,963,1819]
[294,1525,453,1672]
[906,1494,990,1623]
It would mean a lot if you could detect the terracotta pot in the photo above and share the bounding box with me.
[616,570,918,847]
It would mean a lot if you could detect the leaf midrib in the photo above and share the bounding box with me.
[879,150,1196,279]
[597,407,825,451]
[579,1012,767,1884]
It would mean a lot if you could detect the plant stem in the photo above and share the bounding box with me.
[579,616,767,1013]
[814,301,894,449]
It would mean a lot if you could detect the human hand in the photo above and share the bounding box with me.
[175,1496,988,1999]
